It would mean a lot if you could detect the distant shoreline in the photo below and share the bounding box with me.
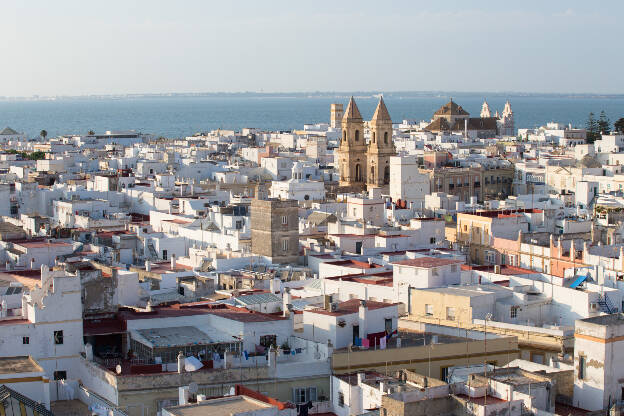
[1,91,623,102]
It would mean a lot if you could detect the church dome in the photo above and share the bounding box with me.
[576,154,601,169]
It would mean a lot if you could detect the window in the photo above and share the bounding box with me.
[22,336,29,345]
[282,239,289,252]
[338,391,345,407]
[282,215,288,225]
[579,355,586,380]
[259,335,277,348]
[54,370,67,380]
[441,366,450,382]
[384,131,388,144]
[385,318,393,334]
[425,304,434,316]
[54,330,64,345]
[162,249,168,260]
[430,237,436,244]
[293,387,317,404]
[355,130,360,142]
[372,132,376,143]
[510,306,519,319]
[446,307,456,321]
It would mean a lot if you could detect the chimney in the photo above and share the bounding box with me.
[324,294,332,311]
[570,239,575,261]
[177,351,185,373]
[145,260,151,272]
[85,343,94,361]
[357,372,365,385]
[171,253,176,270]
[379,381,386,394]
[282,288,292,317]
[179,386,190,405]
[358,300,367,340]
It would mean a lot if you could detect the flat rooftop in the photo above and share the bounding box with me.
[164,395,273,416]
[133,326,214,348]
[413,284,511,297]
[578,313,624,327]
[0,356,43,375]
[335,330,471,352]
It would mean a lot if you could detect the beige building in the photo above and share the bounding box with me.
[331,320,518,381]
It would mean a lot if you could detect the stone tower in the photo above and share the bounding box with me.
[480,100,491,118]
[251,198,299,264]
[337,97,367,187]
[499,100,515,136]
[330,103,344,129]
[367,97,395,188]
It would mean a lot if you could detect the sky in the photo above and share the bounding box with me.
[2,0,624,96]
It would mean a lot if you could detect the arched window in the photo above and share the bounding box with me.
[372,132,376,143]
[355,130,360,142]
[384,131,388,144]
[384,166,390,184]
[355,164,362,181]
[343,130,346,142]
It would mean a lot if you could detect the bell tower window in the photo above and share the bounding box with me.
[384,131,388,144]
[355,130,360,142]
[372,132,376,143]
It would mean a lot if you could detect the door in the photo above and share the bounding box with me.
[355,241,362,254]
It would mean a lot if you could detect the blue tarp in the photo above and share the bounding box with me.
[570,274,588,289]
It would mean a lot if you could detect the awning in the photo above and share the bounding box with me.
[569,274,588,289]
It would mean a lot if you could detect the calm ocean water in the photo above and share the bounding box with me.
[0,94,622,139]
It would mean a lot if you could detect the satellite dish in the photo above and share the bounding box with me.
[115,365,122,374]
[189,382,198,394]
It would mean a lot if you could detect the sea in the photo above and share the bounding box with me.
[0,93,622,139]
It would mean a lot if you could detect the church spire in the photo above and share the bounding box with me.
[480,99,491,118]
[503,100,513,117]
[371,96,392,123]
[343,96,362,121]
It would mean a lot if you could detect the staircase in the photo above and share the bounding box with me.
[146,240,158,259]
[597,294,618,314]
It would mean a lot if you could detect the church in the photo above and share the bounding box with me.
[336,97,396,190]
[424,99,514,138]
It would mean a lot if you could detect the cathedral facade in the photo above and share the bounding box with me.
[337,97,396,189]
[425,98,515,138]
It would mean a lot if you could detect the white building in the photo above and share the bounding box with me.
[302,298,398,349]
[0,266,83,401]
[389,156,430,211]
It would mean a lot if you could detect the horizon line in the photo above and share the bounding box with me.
[1,90,624,101]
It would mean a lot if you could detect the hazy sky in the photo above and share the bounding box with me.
[3,0,623,96]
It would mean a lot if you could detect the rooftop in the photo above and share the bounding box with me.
[164,395,273,416]
[0,356,43,375]
[307,298,396,317]
[133,326,214,348]
[578,313,624,327]
[392,257,463,268]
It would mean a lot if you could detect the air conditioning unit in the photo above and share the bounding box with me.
[330,302,339,312]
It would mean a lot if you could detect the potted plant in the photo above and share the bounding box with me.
[281,341,291,355]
